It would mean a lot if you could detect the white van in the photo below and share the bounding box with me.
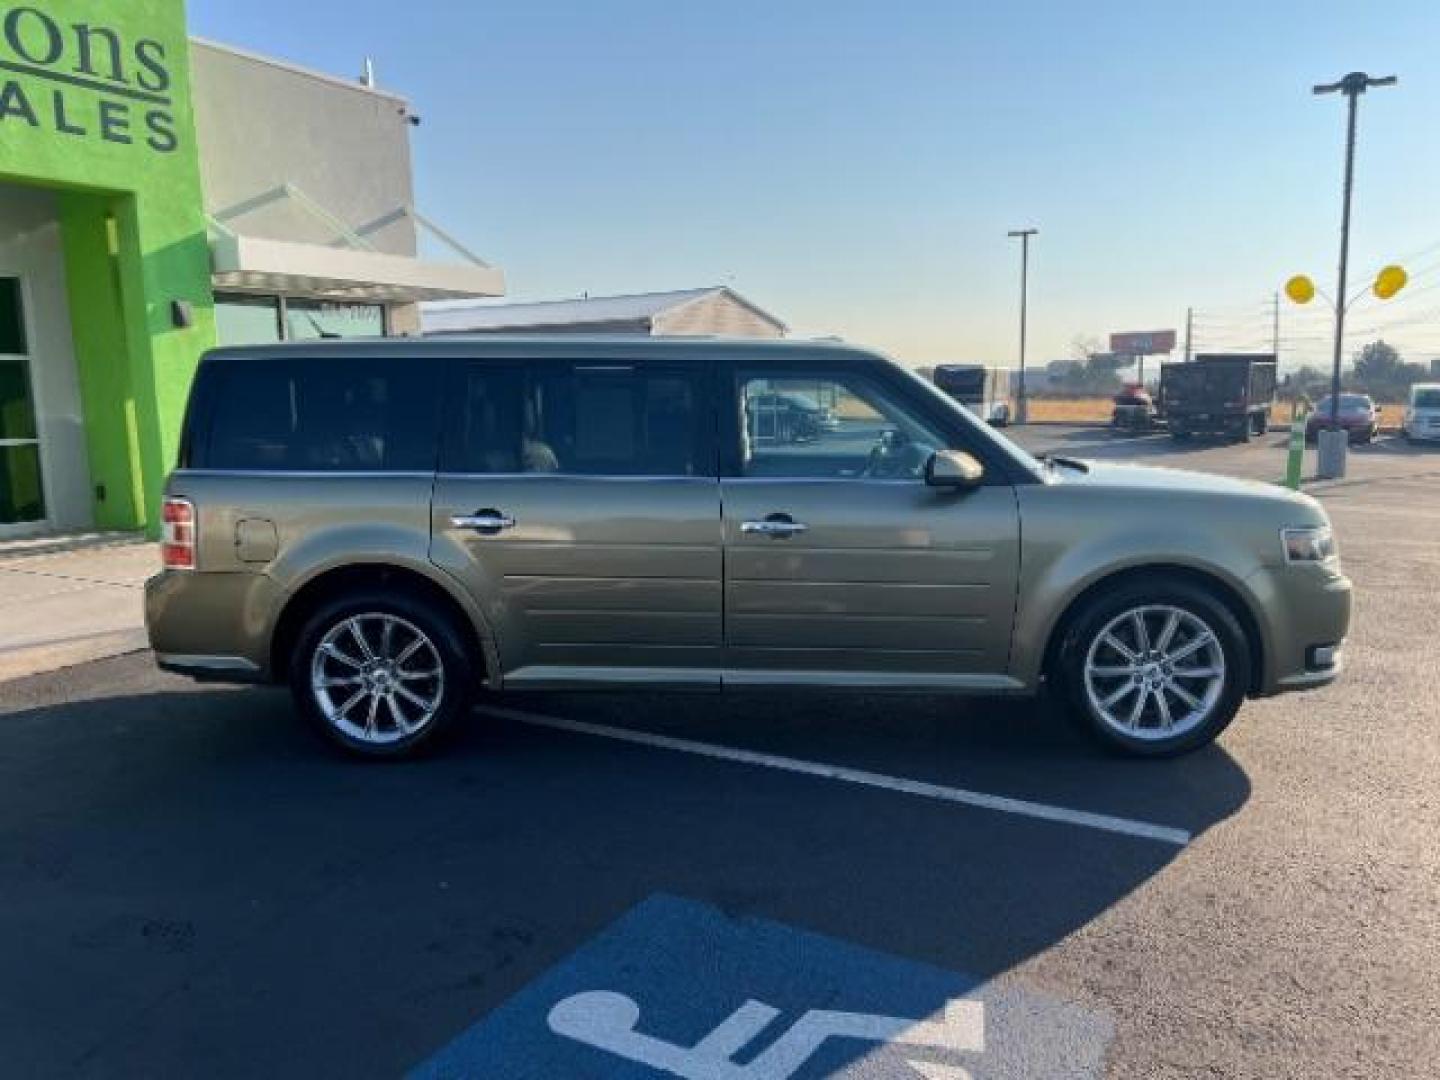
[1404,383,1440,443]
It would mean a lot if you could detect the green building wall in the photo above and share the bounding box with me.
[0,0,215,533]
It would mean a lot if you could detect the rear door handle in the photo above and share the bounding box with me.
[741,516,808,539]
[452,510,516,534]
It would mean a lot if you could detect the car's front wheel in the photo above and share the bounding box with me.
[1058,578,1250,757]
[290,591,474,758]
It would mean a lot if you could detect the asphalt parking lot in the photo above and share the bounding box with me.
[2,427,1437,1078]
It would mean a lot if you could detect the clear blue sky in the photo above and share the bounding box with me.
[190,0,1440,371]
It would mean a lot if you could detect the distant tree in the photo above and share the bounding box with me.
[1351,340,1424,401]
[1353,340,1402,387]
[1281,365,1329,402]
[1047,335,1127,395]
[1068,335,1103,364]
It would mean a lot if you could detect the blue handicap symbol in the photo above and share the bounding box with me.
[410,894,1110,1079]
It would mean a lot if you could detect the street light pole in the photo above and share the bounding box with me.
[1008,228,1038,424]
[1313,72,1396,434]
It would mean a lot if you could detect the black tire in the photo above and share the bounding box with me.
[1055,576,1251,758]
[289,589,475,759]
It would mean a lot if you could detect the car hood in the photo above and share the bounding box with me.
[1046,459,1310,504]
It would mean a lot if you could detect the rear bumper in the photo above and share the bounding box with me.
[155,652,265,683]
[145,570,282,682]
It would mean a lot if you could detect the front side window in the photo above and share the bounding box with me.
[199,359,437,471]
[737,372,949,480]
[450,362,711,477]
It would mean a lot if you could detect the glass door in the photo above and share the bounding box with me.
[0,275,46,528]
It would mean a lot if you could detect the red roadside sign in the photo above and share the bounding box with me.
[1110,330,1177,355]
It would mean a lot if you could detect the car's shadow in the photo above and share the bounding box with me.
[0,663,1251,1078]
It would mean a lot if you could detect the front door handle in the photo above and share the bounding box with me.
[452,509,516,534]
[741,515,808,539]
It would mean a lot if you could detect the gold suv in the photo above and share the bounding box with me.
[146,339,1351,758]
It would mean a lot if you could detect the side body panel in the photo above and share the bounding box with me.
[430,476,722,688]
[152,471,440,674]
[721,480,1021,682]
[1010,470,1343,694]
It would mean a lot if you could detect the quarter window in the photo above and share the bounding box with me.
[451,363,710,477]
[198,359,437,471]
[737,372,949,480]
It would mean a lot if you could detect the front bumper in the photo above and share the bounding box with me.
[1244,563,1352,696]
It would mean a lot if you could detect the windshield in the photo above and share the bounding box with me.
[1316,395,1371,412]
[1413,388,1440,409]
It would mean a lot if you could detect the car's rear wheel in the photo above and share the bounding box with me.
[1058,578,1250,757]
[290,591,473,758]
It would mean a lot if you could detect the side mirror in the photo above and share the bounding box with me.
[925,449,984,490]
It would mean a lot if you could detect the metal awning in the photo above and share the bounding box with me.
[210,234,506,303]
[206,184,505,303]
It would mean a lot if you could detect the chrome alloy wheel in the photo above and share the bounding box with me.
[1083,604,1226,742]
[309,614,445,745]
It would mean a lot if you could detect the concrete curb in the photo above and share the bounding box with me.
[0,531,148,565]
[0,632,150,686]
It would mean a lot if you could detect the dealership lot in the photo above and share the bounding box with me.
[2,429,1437,1078]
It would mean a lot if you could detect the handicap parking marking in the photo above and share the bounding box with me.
[410,895,1112,1079]
[479,706,1191,847]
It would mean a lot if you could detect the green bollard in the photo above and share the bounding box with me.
[1285,403,1308,490]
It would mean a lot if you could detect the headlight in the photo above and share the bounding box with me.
[1282,525,1338,564]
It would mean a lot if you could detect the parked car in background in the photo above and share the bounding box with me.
[1111,382,1158,433]
[747,391,834,443]
[1307,394,1381,444]
[146,338,1351,761]
[1403,383,1440,443]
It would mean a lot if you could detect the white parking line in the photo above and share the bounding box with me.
[478,706,1192,847]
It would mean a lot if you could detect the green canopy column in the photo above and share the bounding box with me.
[0,0,215,533]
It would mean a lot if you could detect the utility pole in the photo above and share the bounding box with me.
[1183,307,1193,362]
[1007,228,1038,423]
[1271,292,1281,363]
[1312,71,1396,476]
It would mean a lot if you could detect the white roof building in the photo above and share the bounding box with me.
[423,287,786,338]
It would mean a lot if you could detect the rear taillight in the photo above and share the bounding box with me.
[161,497,196,570]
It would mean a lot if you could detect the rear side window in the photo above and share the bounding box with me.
[193,358,438,472]
[447,362,713,477]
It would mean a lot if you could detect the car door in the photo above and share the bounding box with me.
[430,356,722,689]
[721,361,1022,688]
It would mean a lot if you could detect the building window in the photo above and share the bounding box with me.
[0,277,27,354]
[214,293,387,346]
[215,294,283,345]
[286,299,386,340]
